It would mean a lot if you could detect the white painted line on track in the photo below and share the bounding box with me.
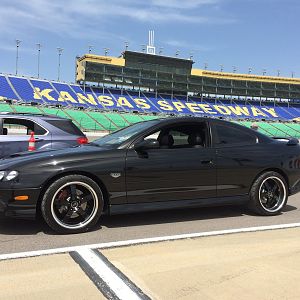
[76,248,142,300]
[2,222,300,261]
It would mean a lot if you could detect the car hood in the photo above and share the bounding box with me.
[0,144,111,169]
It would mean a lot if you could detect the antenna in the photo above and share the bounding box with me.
[147,30,156,55]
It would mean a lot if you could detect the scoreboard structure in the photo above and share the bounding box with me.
[76,51,300,101]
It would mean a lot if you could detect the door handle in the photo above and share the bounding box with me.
[201,160,213,165]
[35,138,44,142]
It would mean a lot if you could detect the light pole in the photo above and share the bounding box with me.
[104,48,109,56]
[36,43,41,78]
[15,39,21,75]
[291,71,295,78]
[88,45,93,54]
[124,41,129,51]
[277,69,280,77]
[220,64,224,72]
[57,47,63,81]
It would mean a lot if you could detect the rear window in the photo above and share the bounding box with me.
[46,120,83,135]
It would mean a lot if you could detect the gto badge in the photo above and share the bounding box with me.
[110,172,121,178]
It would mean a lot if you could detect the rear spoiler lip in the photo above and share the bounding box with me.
[272,136,299,145]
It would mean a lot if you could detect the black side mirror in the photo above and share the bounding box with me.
[134,139,160,152]
[287,138,299,146]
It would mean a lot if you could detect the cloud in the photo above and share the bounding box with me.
[165,39,213,51]
[0,44,35,53]
[151,0,219,9]
[0,0,234,41]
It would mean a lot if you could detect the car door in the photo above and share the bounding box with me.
[212,122,265,197]
[125,121,217,204]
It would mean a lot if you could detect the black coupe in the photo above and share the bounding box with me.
[0,117,300,233]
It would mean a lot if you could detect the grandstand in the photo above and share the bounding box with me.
[0,50,300,138]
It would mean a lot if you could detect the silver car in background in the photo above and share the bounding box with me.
[0,113,88,158]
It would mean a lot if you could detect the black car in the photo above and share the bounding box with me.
[0,117,300,234]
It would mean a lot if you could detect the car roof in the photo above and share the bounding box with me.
[151,116,231,124]
[0,112,70,121]
[137,116,271,141]
[148,116,265,128]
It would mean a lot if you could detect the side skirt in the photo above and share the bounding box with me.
[109,195,249,215]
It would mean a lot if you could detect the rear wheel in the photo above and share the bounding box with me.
[41,175,103,234]
[248,171,288,215]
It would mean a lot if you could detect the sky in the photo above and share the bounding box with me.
[0,0,299,83]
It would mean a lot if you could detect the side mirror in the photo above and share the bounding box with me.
[134,139,159,152]
[287,138,299,146]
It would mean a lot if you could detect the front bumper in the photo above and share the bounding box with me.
[0,188,41,220]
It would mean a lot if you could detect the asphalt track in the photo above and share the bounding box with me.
[1,194,300,255]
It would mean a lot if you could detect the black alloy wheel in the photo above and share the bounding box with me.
[259,176,286,212]
[41,175,103,233]
[248,171,288,216]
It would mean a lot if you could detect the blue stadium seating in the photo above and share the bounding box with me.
[9,76,42,103]
[92,87,125,112]
[125,90,151,113]
[159,94,195,115]
[52,82,89,108]
[0,74,298,122]
[0,75,18,100]
[142,92,166,113]
[278,104,299,117]
[30,79,64,106]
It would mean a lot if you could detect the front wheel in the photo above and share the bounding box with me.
[41,175,104,234]
[248,171,288,216]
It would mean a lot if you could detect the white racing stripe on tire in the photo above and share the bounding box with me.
[2,222,300,260]
[76,248,142,300]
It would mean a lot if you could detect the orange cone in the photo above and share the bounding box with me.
[28,132,36,151]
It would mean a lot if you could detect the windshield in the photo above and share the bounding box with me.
[92,120,159,148]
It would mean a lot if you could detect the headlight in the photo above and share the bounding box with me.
[0,170,19,181]
[0,171,5,181]
[5,171,19,181]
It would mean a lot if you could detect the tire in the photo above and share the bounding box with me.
[41,175,104,234]
[248,171,288,216]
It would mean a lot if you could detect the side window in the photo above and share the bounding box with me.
[144,131,160,141]
[169,130,190,147]
[215,124,257,146]
[33,122,47,135]
[142,123,208,149]
[2,118,47,136]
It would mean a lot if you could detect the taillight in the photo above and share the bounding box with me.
[77,137,88,144]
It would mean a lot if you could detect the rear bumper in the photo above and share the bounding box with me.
[0,188,41,220]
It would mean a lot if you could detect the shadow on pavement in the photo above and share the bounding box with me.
[0,215,104,236]
[0,217,47,235]
[101,204,286,228]
[283,204,297,212]
[0,204,297,235]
